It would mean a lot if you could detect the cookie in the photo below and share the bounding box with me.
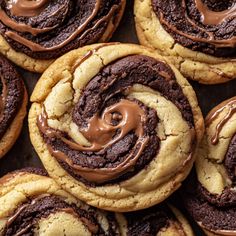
[118,203,194,235]
[29,43,204,212]
[0,168,121,235]
[134,0,236,84]
[0,55,27,158]
[183,97,236,235]
[0,0,126,73]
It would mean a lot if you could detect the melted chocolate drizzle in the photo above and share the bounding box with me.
[225,133,236,185]
[152,0,236,57]
[205,97,236,190]
[38,54,195,186]
[0,0,122,59]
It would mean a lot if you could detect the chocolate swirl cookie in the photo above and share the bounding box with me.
[183,97,236,236]
[118,203,194,235]
[29,43,204,211]
[134,0,236,84]
[0,0,125,72]
[0,168,121,235]
[0,54,27,158]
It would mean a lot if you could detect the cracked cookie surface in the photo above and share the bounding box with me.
[29,43,204,212]
[134,0,236,84]
[183,97,236,236]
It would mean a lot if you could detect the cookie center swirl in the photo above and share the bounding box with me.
[7,0,50,17]
[77,99,146,151]
[39,99,147,152]
[37,54,195,185]
[38,100,149,184]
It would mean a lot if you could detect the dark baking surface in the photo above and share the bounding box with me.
[0,1,235,235]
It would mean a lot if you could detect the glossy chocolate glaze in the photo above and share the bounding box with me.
[0,0,123,59]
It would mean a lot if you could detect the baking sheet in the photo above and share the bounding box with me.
[0,1,235,234]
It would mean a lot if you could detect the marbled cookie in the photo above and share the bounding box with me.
[29,43,204,212]
[0,0,126,72]
[183,97,236,236]
[0,168,121,235]
[118,203,194,235]
[134,0,236,84]
[0,55,27,158]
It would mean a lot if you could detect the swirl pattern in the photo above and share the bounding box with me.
[29,43,203,211]
[134,0,236,84]
[0,0,124,60]
[0,169,120,236]
[152,0,236,57]
[183,97,236,235]
[0,55,26,158]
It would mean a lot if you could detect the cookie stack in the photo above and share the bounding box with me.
[0,0,235,235]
